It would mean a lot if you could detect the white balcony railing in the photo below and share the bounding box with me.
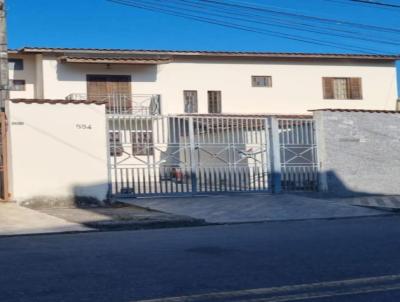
[66,93,161,115]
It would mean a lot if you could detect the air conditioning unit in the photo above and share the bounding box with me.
[65,93,86,101]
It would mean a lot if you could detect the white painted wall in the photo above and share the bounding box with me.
[9,54,36,99]
[8,102,109,203]
[33,55,398,114]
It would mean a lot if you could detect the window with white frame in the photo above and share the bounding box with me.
[109,132,123,157]
[183,90,198,113]
[10,79,26,91]
[208,91,222,114]
[251,76,272,87]
[8,58,24,71]
[131,132,154,156]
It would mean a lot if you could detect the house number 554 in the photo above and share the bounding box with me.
[76,124,92,130]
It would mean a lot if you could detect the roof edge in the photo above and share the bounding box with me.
[309,108,400,114]
[10,98,107,105]
[12,47,400,61]
[59,56,173,64]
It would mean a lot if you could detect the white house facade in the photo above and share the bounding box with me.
[8,47,399,115]
[4,47,399,203]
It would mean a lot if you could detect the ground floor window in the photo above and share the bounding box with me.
[109,132,123,157]
[131,132,154,156]
[109,131,154,157]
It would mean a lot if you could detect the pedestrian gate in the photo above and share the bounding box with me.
[108,114,318,197]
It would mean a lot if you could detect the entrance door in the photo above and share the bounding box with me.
[87,75,132,113]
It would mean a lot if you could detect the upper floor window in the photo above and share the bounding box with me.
[183,90,198,113]
[323,77,362,100]
[208,91,222,114]
[252,76,272,87]
[8,58,24,71]
[10,79,25,91]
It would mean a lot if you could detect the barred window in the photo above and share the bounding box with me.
[183,90,198,113]
[208,91,222,114]
[132,132,154,156]
[10,80,26,91]
[252,76,272,87]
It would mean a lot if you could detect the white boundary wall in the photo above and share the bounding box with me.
[7,101,109,203]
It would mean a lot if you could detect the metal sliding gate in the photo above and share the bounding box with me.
[108,114,319,197]
[108,115,270,197]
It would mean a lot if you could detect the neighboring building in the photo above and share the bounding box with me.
[7,47,399,115]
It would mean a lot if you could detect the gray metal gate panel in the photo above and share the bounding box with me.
[278,118,319,191]
[108,114,271,197]
[191,116,270,193]
[107,111,318,197]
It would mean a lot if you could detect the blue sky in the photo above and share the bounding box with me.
[6,0,400,90]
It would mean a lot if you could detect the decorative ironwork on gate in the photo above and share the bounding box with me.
[278,118,319,191]
[107,112,319,197]
[108,115,270,197]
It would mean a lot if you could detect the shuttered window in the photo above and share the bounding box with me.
[208,91,222,113]
[252,76,272,87]
[87,75,132,112]
[322,77,363,100]
[183,90,198,113]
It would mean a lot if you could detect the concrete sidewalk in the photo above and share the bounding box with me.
[1,193,393,237]
[123,193,388,224]
[35,203,204,231]
[0,202,93,236]
[335,196,400,210]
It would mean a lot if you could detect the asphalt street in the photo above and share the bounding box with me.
[1,215,400,302]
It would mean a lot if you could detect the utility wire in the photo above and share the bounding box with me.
[323,0,397,11]
[169,0,400,45]
[108,0,390,53]
[201,0,400,34]
[349,0,400,8]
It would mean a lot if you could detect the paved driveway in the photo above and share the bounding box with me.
[0,202,92,236]
[122,193,387,223]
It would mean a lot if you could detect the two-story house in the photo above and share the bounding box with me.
[8,47,399,115]
[5,47,399,200]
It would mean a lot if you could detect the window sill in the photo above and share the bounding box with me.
[324,98,363,101]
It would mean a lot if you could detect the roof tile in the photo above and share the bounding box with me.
[310,108,400,114]
[15,47,400,61]
[10,99,107,105]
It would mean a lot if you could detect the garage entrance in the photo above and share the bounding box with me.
[108,112,319,197]
[108,115,271,197]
